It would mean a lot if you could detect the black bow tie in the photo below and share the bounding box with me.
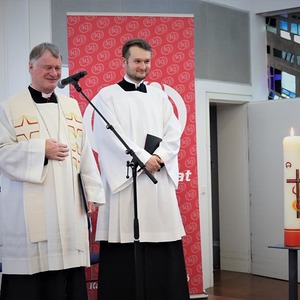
[118,79,147,93]
[136,83,147,93]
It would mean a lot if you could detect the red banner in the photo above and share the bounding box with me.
[66,14,203,298]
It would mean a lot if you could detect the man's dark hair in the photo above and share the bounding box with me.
[122,38,152,60]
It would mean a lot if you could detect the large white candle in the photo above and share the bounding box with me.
[283,127,300,246]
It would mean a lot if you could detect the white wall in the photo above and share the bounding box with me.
[0,0,52,101]
[196,11,266,283]
[195,0,300,289]
[247,99,300,281]
[196,80,253,287]
[217,103,251,272]
[0,1,5,102]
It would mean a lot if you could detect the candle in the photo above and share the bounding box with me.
[283,127,300,246]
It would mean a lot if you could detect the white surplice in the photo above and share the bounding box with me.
[93,83,186,243]
[0,90,105,274]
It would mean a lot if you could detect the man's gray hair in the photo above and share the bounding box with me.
[29,42,62,62]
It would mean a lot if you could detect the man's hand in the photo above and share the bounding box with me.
[145,155,164,173]
[45,139,69,161]
[87,201,96,217]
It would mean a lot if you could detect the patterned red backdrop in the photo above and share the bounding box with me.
[66,13,203,298]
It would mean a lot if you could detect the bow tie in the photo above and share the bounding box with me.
[136,83,147,93]
[118,79,147,93]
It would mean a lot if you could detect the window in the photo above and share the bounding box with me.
[266,13,300,99]
[281,71,296,98]
[280,20,288,31]
[291,23,298,34]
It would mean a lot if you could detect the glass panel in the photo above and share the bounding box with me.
[280,30,291,40]
[291,23,298,34]
[282,71,296,93]
[280,20,288,31]
[266,26,277,34]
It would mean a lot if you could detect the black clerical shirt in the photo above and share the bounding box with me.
[28,86,58,103]
[117,79,147,93]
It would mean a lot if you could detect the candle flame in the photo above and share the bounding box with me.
[291,127,295,136]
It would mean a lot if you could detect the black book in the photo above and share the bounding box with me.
[144,134,164,168]
[78,173,91,230]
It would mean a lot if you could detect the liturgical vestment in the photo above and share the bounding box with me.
[0,89,105,275]
[93,83,186,243]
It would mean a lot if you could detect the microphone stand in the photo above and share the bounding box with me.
[71,80,157,300]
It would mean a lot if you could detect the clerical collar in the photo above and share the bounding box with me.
[117,78,147,93]
[28,86,58,103]
[124,75,144,88]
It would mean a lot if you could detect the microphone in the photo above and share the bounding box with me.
[57,71,87,88]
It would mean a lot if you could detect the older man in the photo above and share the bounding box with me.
[0,42,105,300]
